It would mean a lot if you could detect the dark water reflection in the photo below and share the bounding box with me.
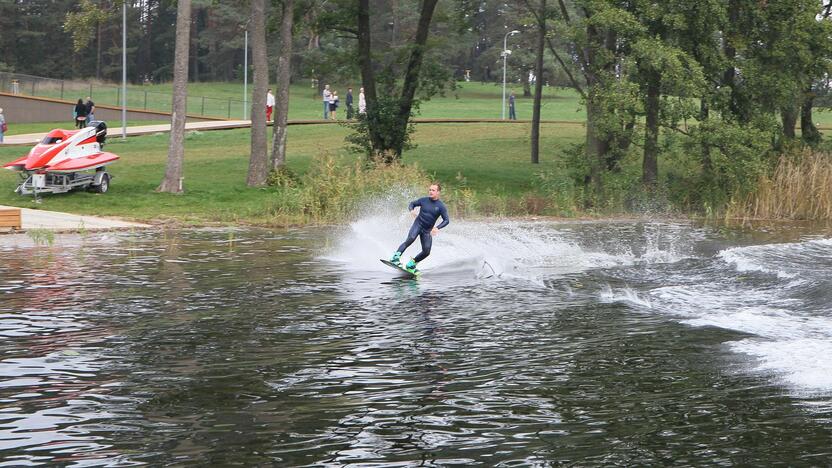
[1,223,832,466]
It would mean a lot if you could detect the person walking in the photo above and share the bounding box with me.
[85,96,96,125]
[0,108,6,143]
[322,84,331,119]
[358,87,366,115]
[388,183,450,275]
[74,99,88,128]
[346,88,354,119]
[508,91,517,120]
[266,88,275,121]
[329,91,340,120]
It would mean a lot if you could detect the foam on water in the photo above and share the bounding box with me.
[322,194,681,283]
[719,237,832,280]
[730,338,832,392]
[643,237,832,395]
[599,284,652,308]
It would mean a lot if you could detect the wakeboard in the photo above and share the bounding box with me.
[380,259,420,278]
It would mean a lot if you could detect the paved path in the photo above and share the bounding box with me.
[0,118,586,146]
[0,204,150,231]
[0,120,253,146]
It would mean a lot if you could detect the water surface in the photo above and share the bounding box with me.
[2,218,832,465]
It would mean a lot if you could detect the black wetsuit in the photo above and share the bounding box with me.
[397,197,450,262]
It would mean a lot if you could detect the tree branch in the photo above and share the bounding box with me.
[546,36,586,99]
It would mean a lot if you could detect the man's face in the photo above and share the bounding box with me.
[428,185,440,200]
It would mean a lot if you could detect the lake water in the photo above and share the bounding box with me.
[2,214,832,465]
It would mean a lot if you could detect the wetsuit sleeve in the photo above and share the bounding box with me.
[408,198,423,211]
[436,204,450,229]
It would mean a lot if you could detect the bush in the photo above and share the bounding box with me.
[269,152,430,224]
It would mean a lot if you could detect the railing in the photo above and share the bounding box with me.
[0,72,246,119]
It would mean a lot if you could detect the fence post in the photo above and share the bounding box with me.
[144,91,148,110]
[201,96,205,115]
[31,80,35,95]
[89,83,93,98]
[228,98,232,118]
[60,81,64,100]
[117,87,120,108]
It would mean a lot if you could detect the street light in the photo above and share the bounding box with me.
[243,24,249,120]
[501,30,520,120]
[121,1,127,139]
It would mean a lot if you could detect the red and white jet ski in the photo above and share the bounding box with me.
[3,121,118,196]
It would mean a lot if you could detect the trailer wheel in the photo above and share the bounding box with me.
[94,173,110,193]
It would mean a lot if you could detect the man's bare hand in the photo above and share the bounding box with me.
[431,227,439,236]
[411,208,419,218]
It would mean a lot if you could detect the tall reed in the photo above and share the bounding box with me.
[727,150,832,221]
[269,152,430,224]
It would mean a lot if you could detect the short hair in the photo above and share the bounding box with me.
[431,182,441,191]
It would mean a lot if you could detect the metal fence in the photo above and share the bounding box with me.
[0,72,247,119]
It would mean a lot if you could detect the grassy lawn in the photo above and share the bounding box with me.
[27,80,586,121]
[0,122,584,225]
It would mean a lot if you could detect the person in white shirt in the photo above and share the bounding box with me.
[322,85,331,119]
[329,91,340,120]
[358,87,366,115]
[266,89,275,121]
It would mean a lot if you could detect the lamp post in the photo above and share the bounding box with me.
[121,0,127,139]
[243,26,248,120]
[501,30,520,120]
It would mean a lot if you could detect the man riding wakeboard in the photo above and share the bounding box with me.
[390,183,450,274]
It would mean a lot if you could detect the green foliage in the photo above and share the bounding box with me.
[344,95,417,163]
[27,229,55,247]
[64,0,112,52]
[269,152,430,223]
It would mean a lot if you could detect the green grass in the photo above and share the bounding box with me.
[0,122,584,225]
[26,79,586,121]
[4,120,170,136]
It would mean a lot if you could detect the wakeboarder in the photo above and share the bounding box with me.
[388,183,450,274]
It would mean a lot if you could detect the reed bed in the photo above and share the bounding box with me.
[728,150,832,220]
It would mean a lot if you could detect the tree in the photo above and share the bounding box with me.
[524,0,548,165]
[271,0,294,170]
[157,0,191,194]
[246,0,269,186]
[63,0,113,80]
[354,0,440,162]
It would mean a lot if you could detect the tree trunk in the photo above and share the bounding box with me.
[271,0,294,170]
[157,0,191,194]
[522,69,531,97]
[392,0,440,157]
[530,0,545,165]
[781,104,797,140]
[700,100,711,174]
[642,72,660,187]
[585,97,606,196]
[246,0,268,186]
[190,7,199,82]
[357,0,383,154]
[96,21,101,80]
[801,85,821,146]
[723,0,743,121]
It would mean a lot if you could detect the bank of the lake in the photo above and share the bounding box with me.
[0,122,592,226]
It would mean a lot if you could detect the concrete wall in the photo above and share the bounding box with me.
[0,93,222,125]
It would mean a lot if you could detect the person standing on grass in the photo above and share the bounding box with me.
[266,88,275,121]
[389,183,450,274]
[74,99,88,128]
[322,84,331,119]
[0,108,6,143]
[358,87,366,115]
[329,91,340,120]
[85,96,95,125]
[346,88,354,119]
[508,91,517,120]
